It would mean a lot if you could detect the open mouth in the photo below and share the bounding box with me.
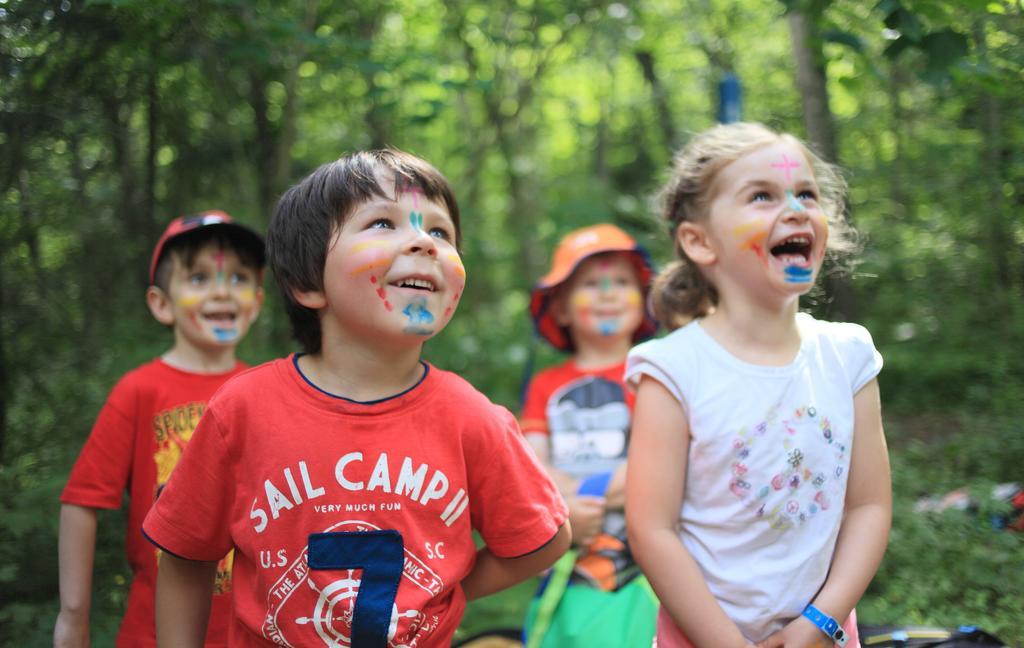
[393,278,436,292]
[770,235,813,266]
[202,312,238,325]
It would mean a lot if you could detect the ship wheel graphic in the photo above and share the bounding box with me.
[295,569,359,647]
[296,570,420,647]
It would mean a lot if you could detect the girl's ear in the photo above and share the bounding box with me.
[146,286,176,326]
[292,287,327,310]
[676,222,717,267]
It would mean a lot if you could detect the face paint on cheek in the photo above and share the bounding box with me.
[236,287,256,305]
[347,241,393,276]
[570,292,593,326]
[443,253,466,319]
[177,294,201,308]
[732,222,770,262]
[369,276,393,312]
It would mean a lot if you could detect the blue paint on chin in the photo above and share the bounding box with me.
[212,327,239,341]
[402,296,435,324]
[598,320,621,336]
[784,265,813,283]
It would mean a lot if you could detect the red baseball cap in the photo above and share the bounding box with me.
[529,224,658,351]
[149,210,265,284]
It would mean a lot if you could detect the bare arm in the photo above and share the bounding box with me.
[461,523,571,600]
[54,504,98,648]
[626,377,755,648]
[154,552,217,648]
[524,432,605,547]
[758,379,892,648]
[603,462,628,510]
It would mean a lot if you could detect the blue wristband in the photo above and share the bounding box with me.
[802,604,848,647]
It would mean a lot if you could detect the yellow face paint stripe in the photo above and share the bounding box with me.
[731,221,764,238]
[350,240,392,254]
[446,254,466,278]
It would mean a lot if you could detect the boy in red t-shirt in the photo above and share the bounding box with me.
[142,149,570,647]
[521,224,656,599]
[55,212,266,648]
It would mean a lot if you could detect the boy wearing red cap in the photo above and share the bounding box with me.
[522,224,658,645]
[55,211,266,648]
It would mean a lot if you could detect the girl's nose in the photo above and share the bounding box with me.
[782,192,810,223]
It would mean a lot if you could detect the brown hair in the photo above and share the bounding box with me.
[651,122,855,330]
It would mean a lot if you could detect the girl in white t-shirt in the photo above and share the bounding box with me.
[625,122,891,648]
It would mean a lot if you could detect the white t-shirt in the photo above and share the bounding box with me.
[625,313,883,641]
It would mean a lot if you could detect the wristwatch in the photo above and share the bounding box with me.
[802,604,849,647]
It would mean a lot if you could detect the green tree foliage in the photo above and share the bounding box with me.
[1,0,1021,644]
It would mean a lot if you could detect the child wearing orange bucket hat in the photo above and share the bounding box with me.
[521,224,659,647]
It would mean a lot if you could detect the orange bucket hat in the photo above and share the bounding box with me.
[529,224,658,351]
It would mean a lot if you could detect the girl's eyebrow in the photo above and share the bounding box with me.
[733,178,776,194]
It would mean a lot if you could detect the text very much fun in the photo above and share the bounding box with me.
[250,453,469,533]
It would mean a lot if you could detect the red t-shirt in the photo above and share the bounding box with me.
[521,359,639,591]
[143,355,568,648]
[61,358,245,648]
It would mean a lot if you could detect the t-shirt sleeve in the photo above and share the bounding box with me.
[838,322,884,393]
[519,376,549,436]
[61,379,137,509]
[468,407,568,558]
[142,406,235,561]
[625,338,690,416]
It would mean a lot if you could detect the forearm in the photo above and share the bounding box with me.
[461,523,571,600]
[55,504,98,647]
[154,553,217,648]
[603,462,627,510]
[809,501,891,622]
[811,379,892,622]
[631,525,751,648]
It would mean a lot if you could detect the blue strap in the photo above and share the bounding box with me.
[577,471,613,497]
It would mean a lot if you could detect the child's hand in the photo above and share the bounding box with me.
[755,616,831,648]
[567,495,605,547]
[53,609,90,648]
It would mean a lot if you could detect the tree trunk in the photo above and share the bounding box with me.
[787,8,856,321]
[634,50,677,153]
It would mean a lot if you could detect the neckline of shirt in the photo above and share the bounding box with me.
[285,353,435,413]
[689,313,813,377]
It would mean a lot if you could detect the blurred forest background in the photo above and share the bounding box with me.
[2,0,1023,645]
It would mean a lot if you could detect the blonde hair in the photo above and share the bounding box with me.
[651,122,855,330]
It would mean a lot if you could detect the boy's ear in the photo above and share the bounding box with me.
[676,222,717,267]
[146,286,176,326]
[292,286,326,310]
